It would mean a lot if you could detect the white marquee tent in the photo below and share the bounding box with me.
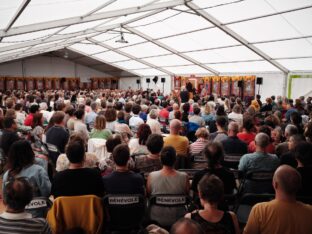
[0,0,312,97]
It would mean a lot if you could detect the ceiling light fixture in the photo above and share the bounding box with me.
[115,28,128,44]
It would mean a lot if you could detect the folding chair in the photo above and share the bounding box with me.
[234,193,275,225]
[191,153,207,169]
[148,194,191,229]
[45,143,60,165]
[25,196,52,218]
[159,117,169,133]
[178,169,202,180]
[239,170,275,194]
[103,194,145,232]
[87,138,107,161]
[222,154,243,169]
[47,195,103,234]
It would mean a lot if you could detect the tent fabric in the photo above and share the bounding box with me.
[0,0,312,75]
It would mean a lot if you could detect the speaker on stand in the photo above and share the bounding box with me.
[161,77,166,94]
[256,77,263,95]
[136,79,141,89]
[146,78,150,89]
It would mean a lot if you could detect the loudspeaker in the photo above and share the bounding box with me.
[146,78,150,83]
[237,80,243,88]
[256,77,263,85]
[61,77,66,83]
[161,77,166,83]
[152,76,158,84]
[136,79,140,84]
[112,80,117,84]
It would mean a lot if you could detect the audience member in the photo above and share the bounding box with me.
[186,175,239,234]
[89,115,112,140]
[244,165,312,234]
[51,138,103,198]
[0,178,52,233]
[102,144,145,194]
[221,122,248,156]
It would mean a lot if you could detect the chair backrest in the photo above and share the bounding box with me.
[87,138,107,161]
[178,169,201,180]
[25,196,52,218]
[45,143,60,164]
[235,193,275,224]
[103,194,145,231]
[47,195,103,234]
[149,194,190,208]
[223,154,243,169]
[246,171,274,182]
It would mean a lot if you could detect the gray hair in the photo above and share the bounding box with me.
[228,122,239,134]
[149,109,158,119]
[232,104,241,114]
[255,132,270,148]
[285,124,298,137]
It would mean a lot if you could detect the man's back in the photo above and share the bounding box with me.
[244,199,312,234]
[103,171,145,195]
[164,134,188,156]
[238,152,279,173]
[222,136,248,155]
[46,126,69,153]
[51,168,104,198]
[0,213,51,234]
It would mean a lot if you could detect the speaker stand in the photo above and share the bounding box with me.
[258,84,261,95]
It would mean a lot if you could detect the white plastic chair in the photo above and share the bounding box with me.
[87,138,107,161]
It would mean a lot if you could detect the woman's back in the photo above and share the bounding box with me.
[191,210,235,234]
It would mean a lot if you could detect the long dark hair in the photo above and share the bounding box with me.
[7,140,35,177]
[137,124,152,145]
[204,142,224,170]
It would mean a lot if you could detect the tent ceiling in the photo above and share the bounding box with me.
[0,0,311,76]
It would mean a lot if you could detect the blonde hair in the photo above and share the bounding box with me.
[195,127,209,139]
[204,103,211,115]
[94,115,106,130]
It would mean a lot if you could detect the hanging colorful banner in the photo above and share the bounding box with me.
[54,79,61,90]
[211,76,221,96]
[174,76,181,89]
[243,76,256,97]
[231,76,242,96]
[0,77,4,90]
[16,78,25,90]
[221,76,231,96]
[36,78,44,90]
[6,78,15,90]
[202,76,211,96]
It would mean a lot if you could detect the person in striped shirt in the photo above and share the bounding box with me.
[0,177,51,234]
[190,127,210,156]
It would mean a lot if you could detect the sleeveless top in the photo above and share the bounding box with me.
[149,170,188,227]
[191,210,235,234]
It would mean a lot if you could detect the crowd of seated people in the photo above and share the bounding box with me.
[0,87,311,233]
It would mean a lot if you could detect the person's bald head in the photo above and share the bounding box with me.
[255,132,270,149]
[170,119,182,135]
[273,165,301,196]
[173,103,179,111]
[171,218,204,234]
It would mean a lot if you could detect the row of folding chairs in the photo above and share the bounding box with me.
[27,194,192,233]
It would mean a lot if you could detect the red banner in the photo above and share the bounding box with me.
[211,77,220,96]
[6,79,15,90]
[244,76,256,97]
[221,77,231,96]
[17,79,25,90]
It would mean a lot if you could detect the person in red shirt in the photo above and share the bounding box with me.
[248,125,275,154]
[158,101,169,126]
[237,117,256,145]
[24,104,39,127]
